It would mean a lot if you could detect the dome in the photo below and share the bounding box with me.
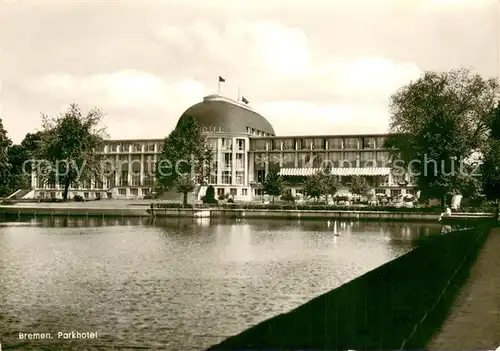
[176,95,275,135]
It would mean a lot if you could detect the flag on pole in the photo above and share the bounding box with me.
[218,76,226,82]
[242,96,249,104]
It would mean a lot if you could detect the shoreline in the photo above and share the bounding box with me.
[0,204,495,224]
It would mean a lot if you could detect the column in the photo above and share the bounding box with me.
[244,138,249,186]
[248,152,254,183]
[217,138,223,185]
[127,154,132,196]
[231,137,237,185]
[140,154,145,186]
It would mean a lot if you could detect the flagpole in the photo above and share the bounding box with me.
[237,85,240,101]
[217,79,220,96]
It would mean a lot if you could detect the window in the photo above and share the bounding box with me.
[108,144,117,152]
[145,144,155,152]
[252,139,267,150]
[256,170,266,182]
[120,144,130,152]
[327,152,342,167]
[376,137,387,149]
[254,152,267,170]
[300,139,312,150]
[282,139,294,150]
[132,175,141,186]
[143,176,154,187]
[255,188,263,196]
[342,152,358,167]
[83,192,89,199]
[132,143,142,152]
[328,138,343,150]
[51,192,56,199]
[130,188,138,196]
[313,138,326,150]
[362,138,376,149]
[376,151,390,167]
[120,171,128,186]
[210,173,218,185]
[246,127,251,134]
[235,171,244,185]
[142,188,150,196]
[230,188,237,196]
[222,171,231,184]
[106,192,112,199]
[118,188,126,196]
[360,151,375,167]
[222,138,232,150]
[298,153,311,167]
[312,153,325,168]
[156,143,163,152]
[236,154,244,168]
[272,139,281,150]
[95,180,104,189]
[344,138,358,149]
[224,153,232,168]
[217,188,225,196]
[282,153,295,167]
[39,191,45,198]
[237,139,245,151]
[241,188,248,196]
[207,138,218,152]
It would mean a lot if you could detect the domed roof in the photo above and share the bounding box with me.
[176,95,275,135]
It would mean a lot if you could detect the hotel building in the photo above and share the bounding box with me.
[29,95,416,201]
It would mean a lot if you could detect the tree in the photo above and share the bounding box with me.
[387,68,499,208]
[35,104,107,201]
[262,169,284,203]
[349,176,371,199]
[318,166,340,202]
[156,115,213,205]
[0,117,12,196]
[203,184,217,204]
[481,105,500,218]
[302,172,326,202]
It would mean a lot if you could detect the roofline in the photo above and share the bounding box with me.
[249,132,394,139]
[103,138,164,142]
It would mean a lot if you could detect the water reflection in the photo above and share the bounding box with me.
[0,216,446,350]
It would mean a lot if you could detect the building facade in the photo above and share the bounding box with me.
[30,95,416,201]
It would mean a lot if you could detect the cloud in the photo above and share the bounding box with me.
[31,70,205,110]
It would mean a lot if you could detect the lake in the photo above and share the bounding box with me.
[0,216,443,350]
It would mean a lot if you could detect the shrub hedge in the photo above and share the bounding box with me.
[151,202,447,213]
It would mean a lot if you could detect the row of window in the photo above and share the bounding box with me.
[206,138,245,152]
[216,187,248,197]
[250,137,387,151]
[246,126,274,137]
[100,143,162,153]
[209,171,245,185]
[253,151,391,168]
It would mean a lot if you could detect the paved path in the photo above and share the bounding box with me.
[429,228,500,350]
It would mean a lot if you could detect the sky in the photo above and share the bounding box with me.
[1,0,499,143]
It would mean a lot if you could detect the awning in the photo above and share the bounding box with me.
[279,167,391,177]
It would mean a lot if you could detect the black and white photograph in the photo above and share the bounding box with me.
[1,0,500,350]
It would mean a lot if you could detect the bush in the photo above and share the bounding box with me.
[153,203,194,209]
[227,198,234,203]
[218,194,226,201]
[143,194,153,200]
[73,195,84,202]
[282,193,295,203]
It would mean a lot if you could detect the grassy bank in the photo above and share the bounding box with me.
[206,226,490,350]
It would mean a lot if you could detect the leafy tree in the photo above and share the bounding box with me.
[203,184,217,204]
[262,169,284,203]
[349,176,371,199]
[387,68,499,208]
[35,104,107,201]
[0,117,12,196]
[156,115,213,205]
[318,166,340,202]
[302,172,326,202]
[482,105,500,218]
